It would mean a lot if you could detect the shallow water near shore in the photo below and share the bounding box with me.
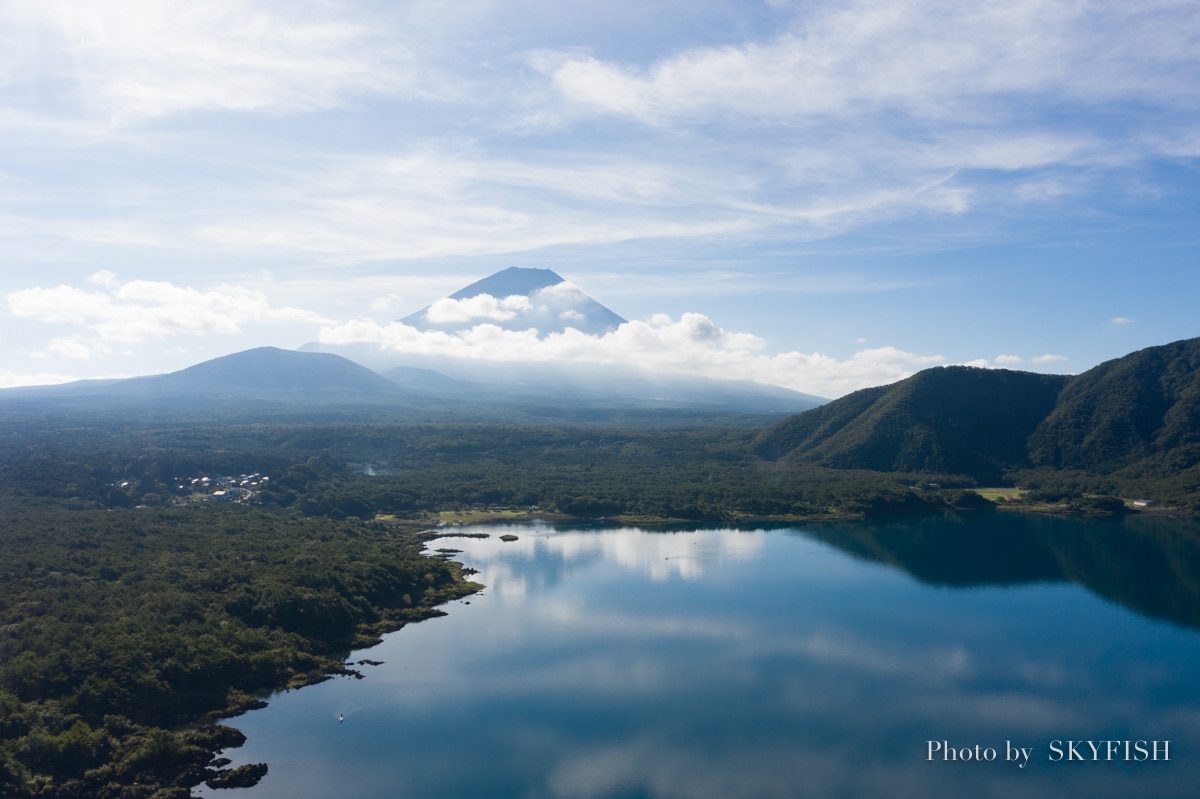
[197,514,1200,799]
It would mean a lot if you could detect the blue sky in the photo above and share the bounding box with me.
[2,0,1198,397]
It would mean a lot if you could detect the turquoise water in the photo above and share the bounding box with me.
[199,514,1200,798]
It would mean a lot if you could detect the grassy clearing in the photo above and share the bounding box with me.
[436,508,537,523]
[972,487,1027,502]
[374,508,537,525]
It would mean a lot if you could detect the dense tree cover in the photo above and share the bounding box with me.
[1028,337,1200,471]
[753,338,1200,510]
[752,366,1069,482]
[0,492,476,798]
[0,414,975,523]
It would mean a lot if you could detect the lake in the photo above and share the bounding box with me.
[197,513,1200,799]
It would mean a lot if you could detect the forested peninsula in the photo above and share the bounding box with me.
[0,488,477,797]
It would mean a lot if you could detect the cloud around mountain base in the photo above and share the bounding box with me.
[5,274,1070,397]
[317,308,947,398]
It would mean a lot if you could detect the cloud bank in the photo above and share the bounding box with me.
[426,294,533,325]
[6,273,1076,395]
[7,271,330,360]
[543,0,1200,127]
[6,0,417,123]
[319,295,996,398]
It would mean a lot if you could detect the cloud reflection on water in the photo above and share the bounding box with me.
[205,523,1200,799]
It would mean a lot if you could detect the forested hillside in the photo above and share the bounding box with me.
[754,337,1200,510]
[1028,337,1200,471]
[752,367,1068,483]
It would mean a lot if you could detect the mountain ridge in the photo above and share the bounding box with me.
[754,336,1200,506]
[0,347,416,408]
[0,344,822,417]
[1028,337,1200,471]
[753,366,1068,482]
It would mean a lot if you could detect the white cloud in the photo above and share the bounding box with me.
[957,358,993,369]
[0,368,82,389]
[7,0,1195,274]
[86,269,119,288]
[523,0,1200,240]
[145,142,989,270]
[369,295,402,314]
[425,293,533,325]
[187,150,761,263]
[1111,317,1134,325]
[319,314,943,397]
[2,2,1196,225]
[10,0,418,123]
[543,1,1200,127]
[961,353,1070,369]
[536,280,588,301]
[44,335,107,360]
[7,272,332,347]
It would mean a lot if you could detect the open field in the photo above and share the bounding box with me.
[972,487,1027,502]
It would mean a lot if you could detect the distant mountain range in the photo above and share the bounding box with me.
[754,336,1200,502]
[1,347,418,406]
[0,344,822,417]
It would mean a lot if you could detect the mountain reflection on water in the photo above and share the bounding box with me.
[808,512,1200,631]
[199,515,1200,799]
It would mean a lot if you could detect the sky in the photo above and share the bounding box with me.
[2,0,1198,398]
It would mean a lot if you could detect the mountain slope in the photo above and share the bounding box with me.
[400,266,627,336]
[142,347,402,395]
[1,347,411,406]
[753,336,1200,495]
[445,266,569,300]
[753,366,1070,481]
[1028,337,1200,471]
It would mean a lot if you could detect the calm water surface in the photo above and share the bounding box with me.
[198,514,1200,799]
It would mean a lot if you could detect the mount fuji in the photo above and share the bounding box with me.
[400,266,626,336]
[304,267,824,414]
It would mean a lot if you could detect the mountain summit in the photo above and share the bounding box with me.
[399,266,626,336]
